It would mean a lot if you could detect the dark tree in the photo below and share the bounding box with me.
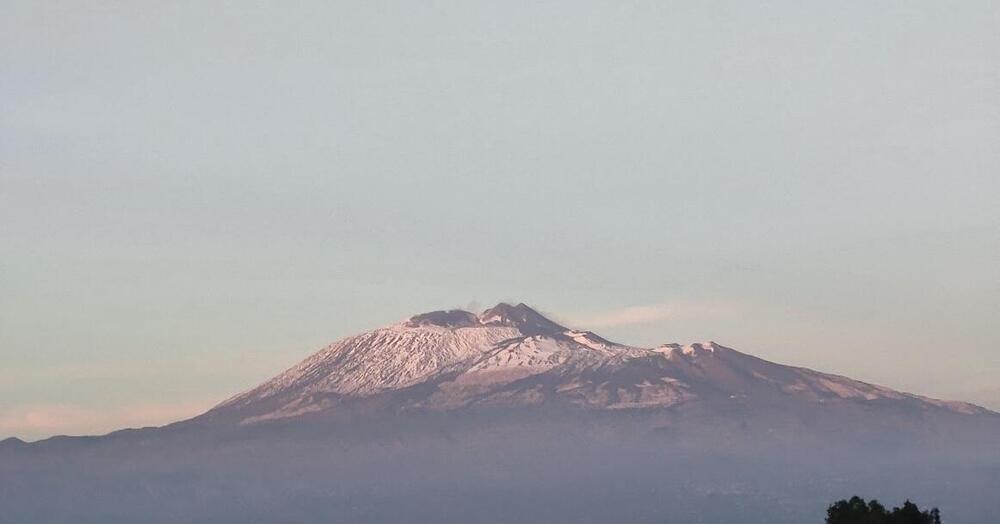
[826,497,941,524]
[826,496,888,524]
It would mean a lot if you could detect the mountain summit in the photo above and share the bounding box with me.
[206,303,991,427]
[402,303,566,333]
[478,302,568,334]
[5,303,1000,524]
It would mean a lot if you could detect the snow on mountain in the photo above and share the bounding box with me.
[6,303,997,524]
[207,303,993,425]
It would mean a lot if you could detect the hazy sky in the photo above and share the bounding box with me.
[2,1,998,440]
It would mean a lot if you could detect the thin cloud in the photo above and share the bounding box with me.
[0,352,298,387]
[566,301,739,329]
[0,400,214,441]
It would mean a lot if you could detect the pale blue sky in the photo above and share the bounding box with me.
[2,1,998,439]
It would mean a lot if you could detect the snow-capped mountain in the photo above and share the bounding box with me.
[204,303,991,427]
[5,303,999,524]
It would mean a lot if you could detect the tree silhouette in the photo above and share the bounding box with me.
[826,496,941,524]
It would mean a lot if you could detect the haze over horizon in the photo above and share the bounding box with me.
[3,1,999,440]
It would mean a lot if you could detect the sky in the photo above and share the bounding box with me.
[2,1,998,440]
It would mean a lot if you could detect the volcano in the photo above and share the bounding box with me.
[2,303,998,524]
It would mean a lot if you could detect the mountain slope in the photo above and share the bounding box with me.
[5,303,999,524]
[203,303,992,428]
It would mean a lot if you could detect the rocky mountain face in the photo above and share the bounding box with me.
[203,302,991,431]
[3,303,998,524]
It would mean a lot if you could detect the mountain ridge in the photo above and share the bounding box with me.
[5,303,999,524]
[6,302,995,445]
[202,302,994,428]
